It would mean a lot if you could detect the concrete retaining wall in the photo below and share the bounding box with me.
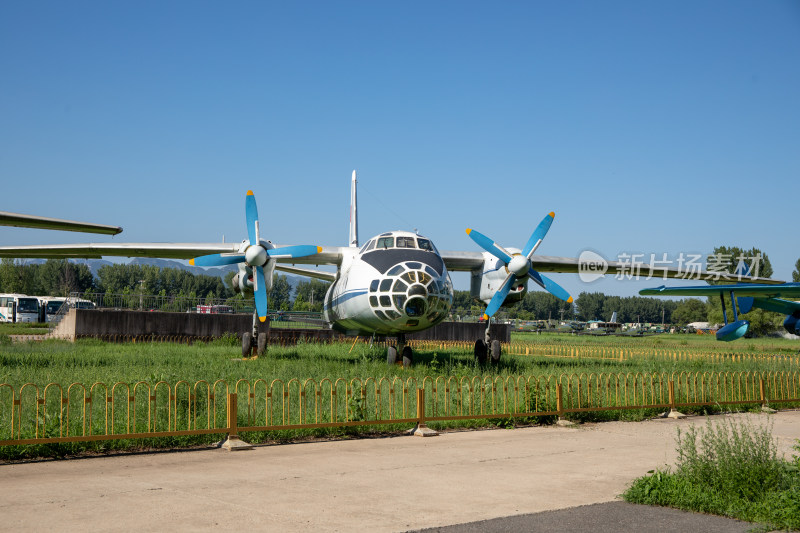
[407,321,510,343]
[51,309,509,344]
[53,309,263,340]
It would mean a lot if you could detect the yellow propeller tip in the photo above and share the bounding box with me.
[258,316,267,322]
[482,314,489,321]
[567,296,573,303]
[247,190,254,196]
[549,211,555,218]
[317,246,322,253]
[189,258,195,266]
[466,228,472,235]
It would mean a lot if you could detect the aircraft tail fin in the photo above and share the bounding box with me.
[610,311,618,323]
[734,259,750,279]
[349,170,358,247]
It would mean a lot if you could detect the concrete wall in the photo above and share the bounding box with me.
[52,309,509,344]
[54,309,262,340]
[407,321,510,343]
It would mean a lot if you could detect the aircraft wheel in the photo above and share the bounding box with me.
[387,346,398,365]
[474,339,487,364]
[402,346,413,367]
[256,332,268,356]
[242,332,252,358]
[490,340,502,364]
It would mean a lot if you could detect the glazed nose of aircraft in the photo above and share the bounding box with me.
[404,284,428,317]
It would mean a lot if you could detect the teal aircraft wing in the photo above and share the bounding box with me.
[640,282,800,341]
[640,283,800,299]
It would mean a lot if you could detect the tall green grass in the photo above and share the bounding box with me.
[2,335,799,461]
[623,418,800,530]
[1,335,797,388]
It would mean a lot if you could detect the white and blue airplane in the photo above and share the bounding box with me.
[0,171,782,364]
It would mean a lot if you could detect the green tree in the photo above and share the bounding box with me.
[792,258,800,282]
[576,292,605,321]
[269,274,292,311]
[34,259,94,296]
[293,279,330,312]
[671,298,707,325]
[706,245,780,336]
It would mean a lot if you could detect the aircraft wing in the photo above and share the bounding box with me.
[440,251,785,284]
[0,242,345,265]
[640,283,800,298]
[274,264,337,282]
[0,211,122,235]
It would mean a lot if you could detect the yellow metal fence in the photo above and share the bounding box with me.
[2,371,799,447]
[408,340,800,365]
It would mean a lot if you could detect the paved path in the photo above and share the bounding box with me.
[1,411,798,532]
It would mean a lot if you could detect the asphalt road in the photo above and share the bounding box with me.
[2,411,799,532]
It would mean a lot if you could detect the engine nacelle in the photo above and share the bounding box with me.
[231,264,254,295]
[783,312,800,336]
[470,250,527,306]
[716,319,749,342]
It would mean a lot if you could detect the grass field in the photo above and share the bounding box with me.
[1,327,798,387]
[1,323,799,460]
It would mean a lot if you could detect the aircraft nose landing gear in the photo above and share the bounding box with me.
[386,333,413,367]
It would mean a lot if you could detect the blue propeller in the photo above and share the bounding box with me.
[466,212,573,320]
[190,190,321,322]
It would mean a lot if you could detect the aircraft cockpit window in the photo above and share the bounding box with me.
[417,272,431,285]
[400,271,416,284]
[417,239,432,251]
[364,240,376,252]
[369,280,379,292]
[424,266,437,278]
[380,279,392,292]
[387,265,404,276]
[396,236,416,248]
[377,237,394,249]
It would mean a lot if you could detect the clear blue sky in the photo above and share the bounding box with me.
[2,1,799,297]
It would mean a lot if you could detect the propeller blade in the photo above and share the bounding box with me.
[245,190,259,246]
[189,253,245,267]
[528,267,573,303]
[522,212,555,258]
[254,265,268,322]
[465,229,513,263]
[267,245,322,259]
[483,273,517,320]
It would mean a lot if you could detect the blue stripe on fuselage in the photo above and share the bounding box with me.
[324,289,367,310]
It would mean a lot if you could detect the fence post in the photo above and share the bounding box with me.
[759,378,777,413]
[221,392,253,451]
[556,383,574,427]
[408,388,438,437]
[665,380,686,419]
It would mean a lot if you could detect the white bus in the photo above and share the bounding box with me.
[0,294,41,323]
[39,296,96,323]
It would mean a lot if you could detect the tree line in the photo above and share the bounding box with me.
[0,259,331,312]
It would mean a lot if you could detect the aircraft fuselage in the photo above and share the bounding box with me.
[323,230,454,336]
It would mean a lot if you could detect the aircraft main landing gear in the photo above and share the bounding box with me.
[475,318,501,365]
[242,310,268,358]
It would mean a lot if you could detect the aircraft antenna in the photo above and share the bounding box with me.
[349,170,358,247]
